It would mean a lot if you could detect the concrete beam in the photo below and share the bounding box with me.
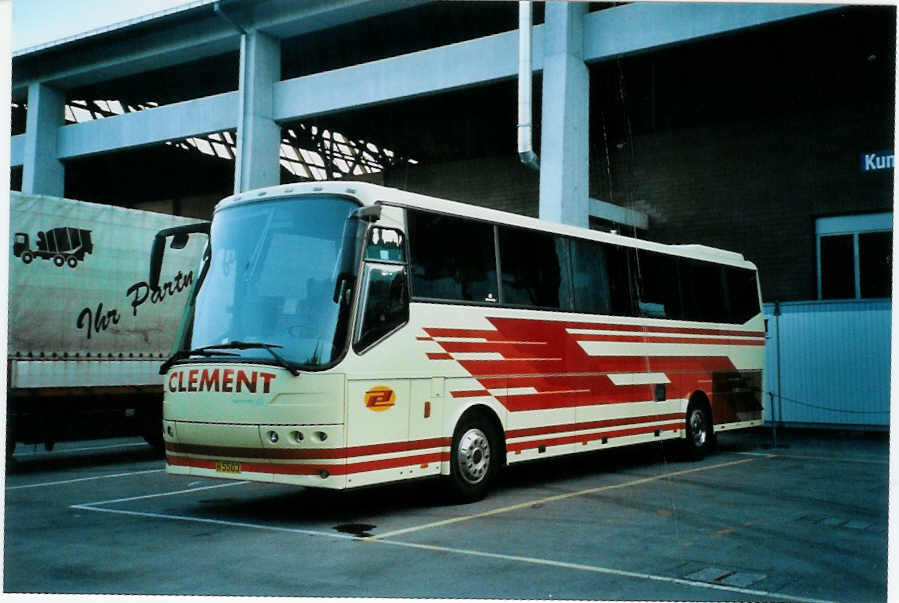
[56,92,238,160]
[274,26,542,122]
[21,83,65,196]
[12,16,241,99]
[234,32,281,193]
[589,198,649,231]
[252,0,424,39]
[273,2,838,122]
[583,2,840,63]
[10,1,841,174]
[11,1,426,99]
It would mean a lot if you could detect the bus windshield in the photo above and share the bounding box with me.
[190,194,360,369]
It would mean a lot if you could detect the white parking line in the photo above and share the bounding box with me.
[70,493,834,603]
[75,480,249,507]
[68,505,354,541]
[6,468,165,491]
[373,538,836,603]
[370,457,758,540]
[737,451,888,464]
[55,451,848,603]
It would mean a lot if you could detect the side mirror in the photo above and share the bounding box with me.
[149,222,210,290]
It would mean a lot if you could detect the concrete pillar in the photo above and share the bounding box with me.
[538,2,589,227]
[234,31,281,193]
[22,83,65,197]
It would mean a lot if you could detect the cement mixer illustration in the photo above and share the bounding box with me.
[13,227,94,267]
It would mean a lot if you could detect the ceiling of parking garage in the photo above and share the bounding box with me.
[13,2,894,208]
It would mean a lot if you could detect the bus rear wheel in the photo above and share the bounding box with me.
[448,413,499,502]
[684,400,714,460]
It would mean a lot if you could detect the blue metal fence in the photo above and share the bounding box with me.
[763,299,891,430]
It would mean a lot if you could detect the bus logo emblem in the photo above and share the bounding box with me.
[365,386,396,412]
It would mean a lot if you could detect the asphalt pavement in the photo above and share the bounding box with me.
[3,428,889,601]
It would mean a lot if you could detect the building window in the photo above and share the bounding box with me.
[816,213,892,299]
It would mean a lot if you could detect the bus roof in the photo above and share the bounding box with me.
[219,181,754,269]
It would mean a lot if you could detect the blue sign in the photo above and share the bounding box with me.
[861,150,894,172]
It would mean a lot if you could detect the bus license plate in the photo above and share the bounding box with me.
[216,461,241,474]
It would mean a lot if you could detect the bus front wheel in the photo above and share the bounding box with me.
[684,400,714,460]
[448,413,499,503]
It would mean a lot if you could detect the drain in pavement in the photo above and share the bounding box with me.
[334,523,376,537]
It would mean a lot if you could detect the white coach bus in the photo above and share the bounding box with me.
[150,181,765,501]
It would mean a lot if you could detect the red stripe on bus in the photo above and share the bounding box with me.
[438,341,555,354]
[459,356,737,378]
[425,320,764,339]
[423,328,503,339]
[497,388,651,411]
[506,422,682,453]
[343,452,449,475]
[426,352,453,360]
[540,319,764,338]
[167,452,449,477]
[573,334,765,346]
[505,413,684,439]
[451,385,658,411]
[450,389,492,398]
[165,437,451,461]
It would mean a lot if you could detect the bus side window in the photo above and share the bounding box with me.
[407,209,498,303]
[725,266,761,323]
[571,238,633,317]
[680,259,729,323]
[354,263,409,352]
[498,226,572,309]
[636,250,682,320]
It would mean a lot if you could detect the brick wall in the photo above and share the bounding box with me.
[384,155,540,217]
[387,105,892,303]
[600,106,893,301]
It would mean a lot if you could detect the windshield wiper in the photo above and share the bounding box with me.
[159,345,240,375]
[159,341,302,376]
[207,340,301,376]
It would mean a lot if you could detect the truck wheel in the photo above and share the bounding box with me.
[21,251,33,264]
[53,255,65,267]
[447,412,500,503]
[66,256,78,268]
[138,403,165,456]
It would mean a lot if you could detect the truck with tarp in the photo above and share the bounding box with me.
[7,192,206,455]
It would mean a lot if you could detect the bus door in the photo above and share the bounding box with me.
[345,224,413,458]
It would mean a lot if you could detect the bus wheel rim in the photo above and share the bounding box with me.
[457,427,491,485]
[690,409,707,447]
